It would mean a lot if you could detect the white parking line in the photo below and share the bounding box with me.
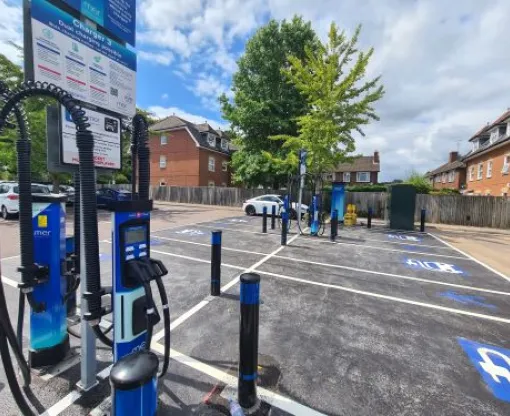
[150,235,271,256]
[1,274,18,288]
[150,344,326,416]
[429,232,510,284]
[150,232,301,343]
[255,269,510,324]
[199,223,281,237]
[335,235,449,250]
[268,254,510,297]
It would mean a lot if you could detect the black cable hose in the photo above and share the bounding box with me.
[133,114,150,201]
[73,172,80,275]
[0,332,35,416]
[154,276,170,378]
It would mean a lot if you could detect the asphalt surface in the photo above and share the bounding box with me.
[1,212,510,415]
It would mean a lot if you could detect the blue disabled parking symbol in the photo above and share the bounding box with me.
[404,258,464,275]
[458,338,510,402]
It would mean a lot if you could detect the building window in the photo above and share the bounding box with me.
[477,163,483,180]
[356,172,370,183]
[441,173,446,183]
[487,161,493,178]
[207,133,216,147]
[222,161,228,172]
[160,135,168,145]
[159,155,166,169]
[472,141,480,151]
[208,181,215,187]
[435,175,441,183]
[221,139,228,151]
[343,172,351,182]
[448,171,455,183]
[159,180,166,186]
[469,166,475,181]
[503,155,510,175]
[208,156,215,172]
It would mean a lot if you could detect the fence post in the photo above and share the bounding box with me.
[238,273,260,411]
[262,206,267,233]
[271,205,276,230]
[211,230,222,296]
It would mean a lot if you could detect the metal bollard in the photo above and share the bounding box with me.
[262,206,267,233]
[211,230,222,296]
[238,273,260,411]
[420,209,426,232]
[367,207,372,229]
[330,209,338,242]
[271,205,276,230]
[281,210,288,246]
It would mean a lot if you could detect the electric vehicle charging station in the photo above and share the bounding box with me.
[28,193,69,368]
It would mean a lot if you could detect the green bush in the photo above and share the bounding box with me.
[430,188,460,195]
[114,173,130,184]
[403,171,432,194]
[346,184,388,192]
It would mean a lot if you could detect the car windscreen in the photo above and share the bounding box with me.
[13,185,50,194]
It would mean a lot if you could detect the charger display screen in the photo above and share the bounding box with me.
[125,227,146,245]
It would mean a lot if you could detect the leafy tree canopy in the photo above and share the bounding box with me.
[267,23,384,176]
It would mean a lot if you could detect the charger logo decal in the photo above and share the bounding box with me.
[458,338,510,402]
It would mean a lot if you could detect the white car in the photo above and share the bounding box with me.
[242,194,309,218]
[0,183,51,219]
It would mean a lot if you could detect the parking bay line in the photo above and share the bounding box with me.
[268,254,510,297]
[336,235,452,250]
[151,232,302,342]
[255,269,510,324]
[151,343,326,416]
[429,232,510,284]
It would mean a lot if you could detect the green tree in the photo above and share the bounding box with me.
[404,171,432,194]
[220,16,319,187]
[268,23,384,176]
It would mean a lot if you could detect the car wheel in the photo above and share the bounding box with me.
[245,205,256,216]
[1,206,10,220]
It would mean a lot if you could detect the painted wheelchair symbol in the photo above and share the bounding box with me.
[405,258,464,274]
[175,229,204,236]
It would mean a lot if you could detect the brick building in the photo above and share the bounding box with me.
[331,151,381,184]
[463,110,510,196]
[149,116,232,187]
[426,152,466,191]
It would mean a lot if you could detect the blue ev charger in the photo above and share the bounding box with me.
[109,114,171,415]
[28,194,69,367]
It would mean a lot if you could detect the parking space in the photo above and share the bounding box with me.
[2,209,510,415]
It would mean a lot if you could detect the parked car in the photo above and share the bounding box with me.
[242,194,309,218]
[57,185,75,205]
[96,188,132,208]
[0,182,51,219]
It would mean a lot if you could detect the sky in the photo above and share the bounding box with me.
[1,0,510,181]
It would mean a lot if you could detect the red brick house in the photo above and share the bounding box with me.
[149,116,232,187]
[463,110,510,196]
[426,152,466,191]
[331,151,381,184]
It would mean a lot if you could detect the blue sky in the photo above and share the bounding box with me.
[2,0,510,180]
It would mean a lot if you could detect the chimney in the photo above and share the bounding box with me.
[449,151,459,163]
[373,151,380,164]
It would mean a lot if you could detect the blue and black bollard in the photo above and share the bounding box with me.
[211,230,222,296]
[271,205,276,230]
[238,273,260,411]
[367,207,373,229]
[281,197,289,246]
[420,209,426,232]
[330,209,338,242]
[262,207,267,233]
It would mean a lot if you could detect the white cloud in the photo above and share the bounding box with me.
[161,93,169,100]
[0,0,23,64]
[147,105,228,131]
[188,73,232,109]
[138,50,174,66]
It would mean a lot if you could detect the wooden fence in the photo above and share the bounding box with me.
[100,185,510,228]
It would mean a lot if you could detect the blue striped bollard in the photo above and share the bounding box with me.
[238,273,260,411]
[211,230,222,296]
[262,206,267,233]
